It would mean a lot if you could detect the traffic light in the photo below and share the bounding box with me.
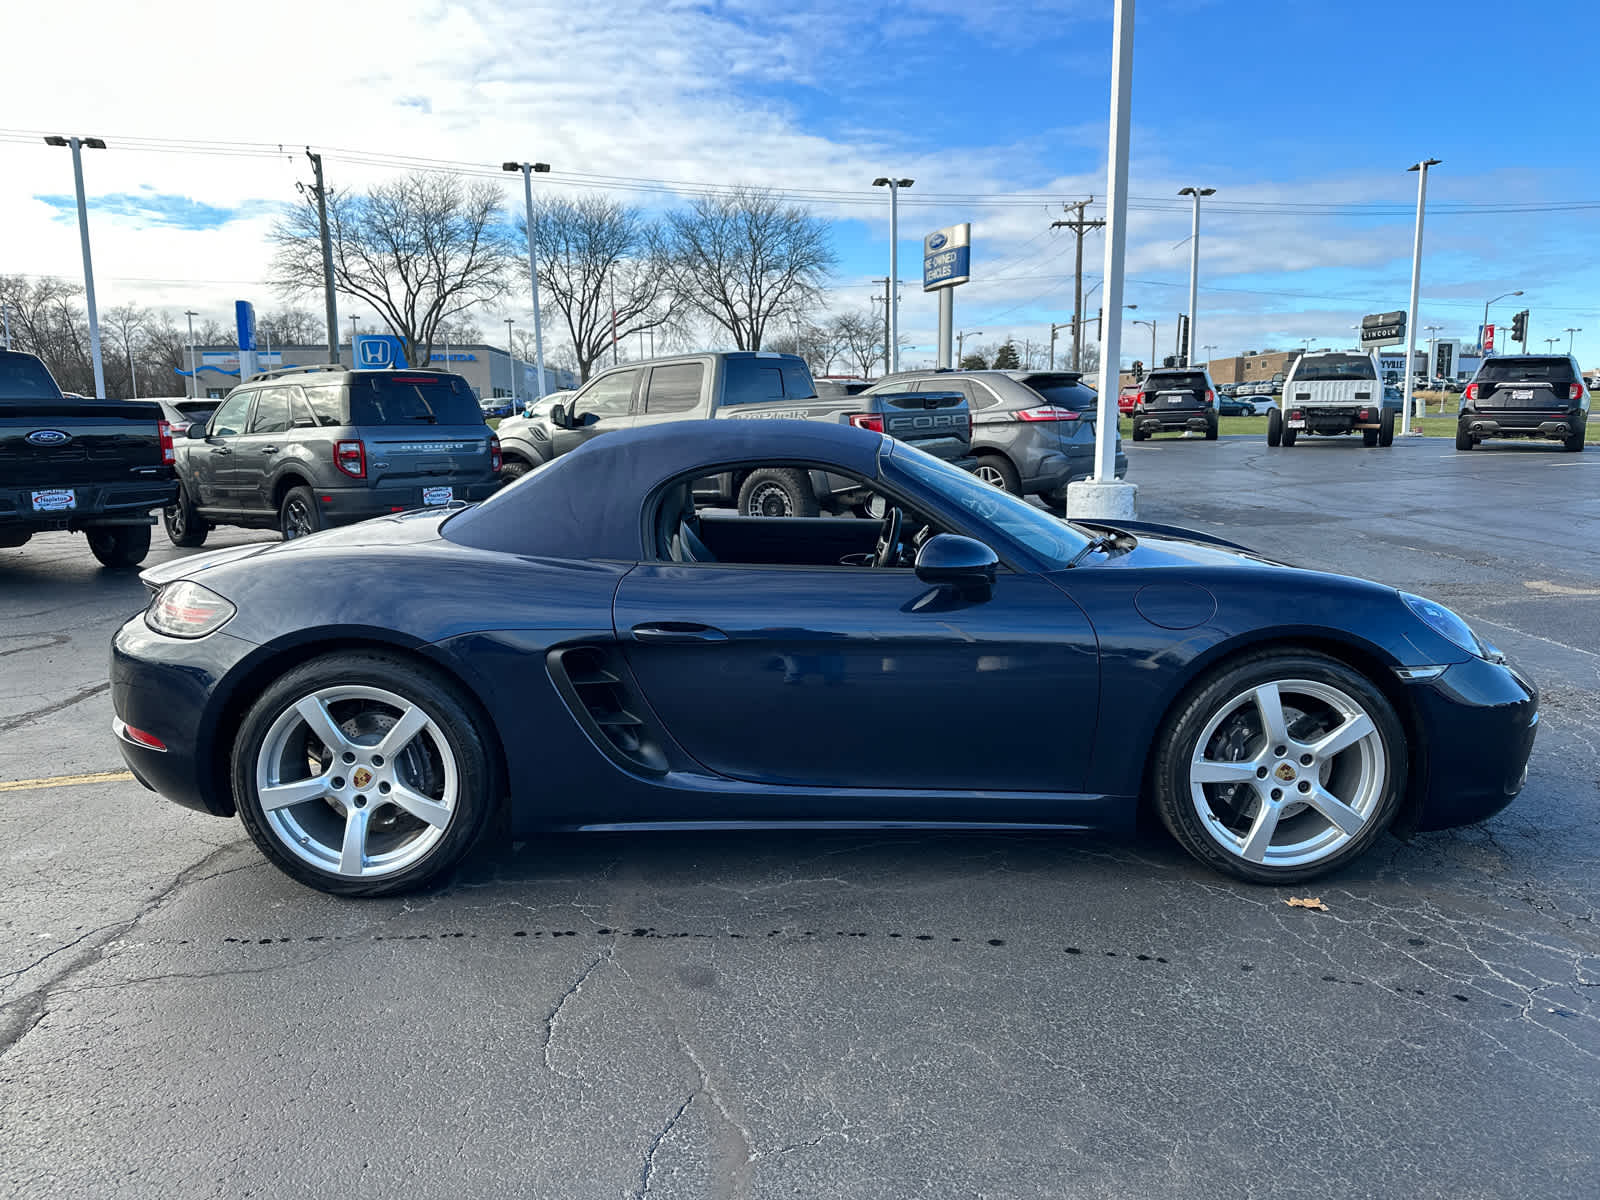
[1175,314,1190,365]
[1511,310,1528,344]
[1131,359,1145,382]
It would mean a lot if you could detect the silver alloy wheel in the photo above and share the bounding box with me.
[255,685,458,879]
[282,496,315,540]
[974,464,1007,488]
[1187,678,1386,868]
[747,482,795,517]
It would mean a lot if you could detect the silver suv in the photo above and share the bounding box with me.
[165,365,502,545]
[862,369,1126,514]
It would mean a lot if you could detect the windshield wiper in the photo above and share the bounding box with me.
[1066,534,1116,568]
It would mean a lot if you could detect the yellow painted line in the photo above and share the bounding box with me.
[0,770,135,793]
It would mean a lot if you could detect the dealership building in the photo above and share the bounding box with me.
[177,339,577,401]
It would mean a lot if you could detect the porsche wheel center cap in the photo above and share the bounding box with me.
[352,767,374,789]
[1274,762,1298,783]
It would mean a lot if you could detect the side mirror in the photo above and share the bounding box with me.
[187,422,210,439]
[915,534,998,601]
[548,403,568,428]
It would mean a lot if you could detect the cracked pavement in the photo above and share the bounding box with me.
[1,436,1597,1198]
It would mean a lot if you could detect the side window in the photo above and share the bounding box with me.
[720,360,785,405]
[644,363,705,414]
[301,383,345,426]
[285,386,319,428]
[577,369,640,417]
[963,381,1000,410]
[209,390,254,437]
[247,388,292,435]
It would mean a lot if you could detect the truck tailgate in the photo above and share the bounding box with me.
[0,400,169,488]
[863,390,971,461]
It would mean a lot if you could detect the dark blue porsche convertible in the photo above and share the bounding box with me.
[112,421,1538,896]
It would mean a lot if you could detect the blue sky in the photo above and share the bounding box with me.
[7,0,1598,368]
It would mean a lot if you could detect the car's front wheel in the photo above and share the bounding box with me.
[163,483,210,547]
[1152,650,1406,883]
[86,524,151,568]
[232,652,495,896]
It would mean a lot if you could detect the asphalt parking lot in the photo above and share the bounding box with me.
[3,433,1597,1199]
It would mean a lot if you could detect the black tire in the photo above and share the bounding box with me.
[1266,408,1283,447]
[1132,418,1149,442]
[1455,425,1475,451]
[973,453,1022,495]
[737,467,819,518]
[86,524,151,568]
[1152,649,1407,884]
[162,483,210,547]
[1363,428,1379,448]
[279,485,324,541]
[1563,429,1585,453]
[1281,426,1297,447]
[1204,418,1219,441]
[500,458,533,483]
[1378,409,1396,448]
[232,651,497,897]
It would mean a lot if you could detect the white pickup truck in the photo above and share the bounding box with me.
[1266,350,1396,448]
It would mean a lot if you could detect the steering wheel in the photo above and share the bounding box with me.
[874,506,903,568]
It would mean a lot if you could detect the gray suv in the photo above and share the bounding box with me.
[165,365,502,545]
[861,369,1126,514]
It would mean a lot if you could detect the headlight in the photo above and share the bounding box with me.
[146,581,236,639]
[1400,592,1484,658]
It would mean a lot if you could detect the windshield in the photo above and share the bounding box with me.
[1476,357,1576,384]
[350,373,484,425]
[1293,354,1376,381]
[1144,371,1208,393]
[885,440,1091,566]
[0,352,63,401]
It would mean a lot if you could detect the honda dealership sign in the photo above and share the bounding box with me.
[923,223,972,291]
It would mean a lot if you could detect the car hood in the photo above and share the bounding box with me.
[140,510,454,588]
[1070,519,1288,570]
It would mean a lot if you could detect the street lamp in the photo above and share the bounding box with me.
[1424,324,1443,411]
[44,135,109,397]
[957,329,983,362]
[1401,157,1442,436]
[872,177,914,372]
[1131,318,1156,368]
[1483,289,1523,351]
[503,160,551,396]
[505,317,517,405]
[184,310,198,400]
[1565,327,1582,353]
[1545,337,1560,351]
[348,315,362,359]
[1177,186,1214,366]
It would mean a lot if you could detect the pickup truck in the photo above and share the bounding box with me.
[1,349,177,566]
[1266,350,1395,449]
[495,351,971,517]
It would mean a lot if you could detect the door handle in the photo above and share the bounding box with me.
[631,622,729,644]
[260,445,278,454]
[212,445,232,455]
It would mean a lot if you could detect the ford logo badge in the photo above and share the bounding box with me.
[26,429,71,447]
[928,232,948,250]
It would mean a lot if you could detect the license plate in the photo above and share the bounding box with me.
[1512,390,1534,400]
[1159,393,1190,405]
[422,486,454,506]
[30,489,76,512]
[1288,420,1307,430]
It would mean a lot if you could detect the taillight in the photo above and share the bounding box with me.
[157,419,175,466]
[1357,409,1370,421]
[1136,392,1148,406]
[1464,383,1479,402]
[848,413,884,432]
[1204,389,1215,406]
[1015,405,1080,421]
[1290,410,1304,420]
[489,433,502,472]
[1571,383,1585,402]
[334,439,366,479]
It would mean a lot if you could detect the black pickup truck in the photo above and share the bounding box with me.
[494,351,970,517]
[0,350,177,567]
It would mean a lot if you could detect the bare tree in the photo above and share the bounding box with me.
[830,311,882,379]
[764,320,841,374]
[522,195,679,382]
[257,306,321,346]
[102,304,150,397]
[270,172,515,368]
[661,187,835,351]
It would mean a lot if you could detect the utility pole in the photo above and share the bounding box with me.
[505,317,517,404]
[184,310,198,400]
[305,149,340,364]
[609,271,619,364]
[1049,322,1072,370]
[503,161,551,394]
[873,277,891,374]
[1050,198,1105,371]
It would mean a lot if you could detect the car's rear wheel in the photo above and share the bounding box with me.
[233,652,495,897]
[1455,425,1475,451]
[1266,408,1283,447]
[737,468,819,518]
[500,458,533,482]
[86,524,151,568]
[1153,650,1405,884]
[279,485,323,541]
[973,453,1021,495]
[1362,428,1379,448]
[1378,409,1396,447]
[1281,426,1298,447]
[1563,429,1585,453]
[1132,415,1149,442]
[163,483,210,547]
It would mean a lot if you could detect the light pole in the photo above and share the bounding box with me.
[1424,324,1443,411]
[348,314,360,359]
[1545,337,1561,352]
[1482,289,1522,352]
[1565,327,1582,353]
[1177,186,1214,366]
[503,161,551,396]
[184,310,198,399]
[505,318,517,405]
[957,329,983,363]
[1132,319,1157,369]
[44,135,109,398]
[1401,157,1441,436]
[872,177,914,373]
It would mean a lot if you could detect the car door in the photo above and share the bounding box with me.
[187,389,254,508]
[612,554,1100,799]
[551,367,641,458]
[233,386,292,513]
[632,361,708,433]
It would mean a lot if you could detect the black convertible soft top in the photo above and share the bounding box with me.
[443,419,885,560]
